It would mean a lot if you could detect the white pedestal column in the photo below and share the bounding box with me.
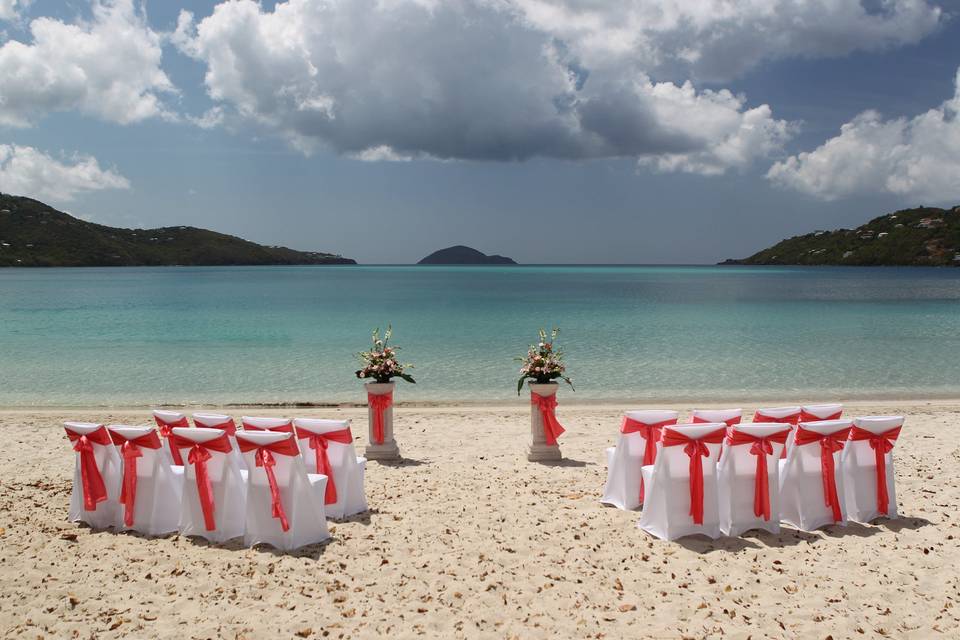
[528,382,562,462]
[365,381,400,461]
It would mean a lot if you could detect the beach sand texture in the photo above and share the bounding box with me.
[0,401,957,639]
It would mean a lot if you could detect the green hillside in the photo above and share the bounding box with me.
[723,205,960,267]
[0,194,355,267]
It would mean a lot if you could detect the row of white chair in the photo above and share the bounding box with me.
[63,413,368,551]
[150,410,368,520]
[601,405,904,540]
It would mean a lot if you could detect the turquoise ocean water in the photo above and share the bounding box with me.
[1,265,959,407]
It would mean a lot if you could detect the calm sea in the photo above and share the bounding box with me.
[1,265,959,407]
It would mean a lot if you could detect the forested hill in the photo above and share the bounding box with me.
[0,194,355,267]
[722,205,960,267]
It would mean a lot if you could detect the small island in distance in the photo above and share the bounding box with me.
[417,245,517,265]
[722,204,960,267]
[0,194,355,267]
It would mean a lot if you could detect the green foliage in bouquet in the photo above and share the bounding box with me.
[355,326,416,384]
[516,327,573,395]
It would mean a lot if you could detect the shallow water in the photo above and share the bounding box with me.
[1,265,958,406]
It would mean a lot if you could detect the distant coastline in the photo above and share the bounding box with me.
[722,204,960,267]
[0,193,356,267]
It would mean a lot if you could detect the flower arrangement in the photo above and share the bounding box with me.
[355,326,415,384]
[516,327,573,394]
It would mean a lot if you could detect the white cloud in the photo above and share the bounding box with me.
[0,1,31,22]
[173,0,794,174]
[0,0,174,127]
[767,66,960,203]
[514,0,944,82]
[0,144,130,202]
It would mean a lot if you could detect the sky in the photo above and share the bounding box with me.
[1,0,959,264]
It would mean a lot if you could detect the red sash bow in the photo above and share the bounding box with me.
[800,408,842,422]
[237,437,300,532]
[154,415,188,465]
[199,418,236,436]
[171,433,233,531]
[368,392,393,445]
[295,427,353,504]
[621,416,677,502]
[109,430,162,526]
[793,426,850,522]
[692,414,741,427]
[531,393,565,445]
[725,429,790,521]
[660,428,725,525]
[65,426,112,511]
[241,420,293,434]
[848,425,901,515]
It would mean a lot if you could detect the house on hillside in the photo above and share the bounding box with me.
[917,217,944,229]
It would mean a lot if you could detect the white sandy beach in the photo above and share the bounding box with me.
[0,400,957,639]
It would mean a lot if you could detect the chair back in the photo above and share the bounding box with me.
[193,412,236,434]
[241,416,294,432]
[172,427,232,481]
[658,423,725,476]
[753,406,800,423]
[624,410,678,424]
[722,423,792,473]
[107,425,165,471]
[691,408,741,426]
[800,403,843,421]
[235,431,304,487]
[153,409,188,426]
[63,421,121,527]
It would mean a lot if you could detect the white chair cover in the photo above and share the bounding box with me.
[236,431,330,551]
[64,422,122,529]
[754,406,802,459]
[601,410,679,511]
[107,425,183,536]
[638,423,726,541]
[691,408,742,426]
[841,416,904,523]
[718,423,792,536]
[192,412,237,435]
[193,412,244,469]
[779,419,852,531]
[241,416,295,434]
[294,418,368,519]
[753,406,801,422]
[800,403,843,421]
[152,409,190,466]
[172,427,247,543]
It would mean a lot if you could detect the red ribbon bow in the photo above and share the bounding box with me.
[368,392,393,445]
[793,426,850,523]
[109,430,162,527]
[171,433,233,531]
[154,415,189,465]
[620,416,677,502]
[725,429,790,521]
[848,425,901,515]
[531,393,566,446]
[692,414,741,427]
[241,419,293,434]
[753,412,800,459]
[295,426,353,504]
[237,436,300,532]
[198,418,236,436]
[660,427,726,525]
[65,426,112,511]
[800,408,843,422]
